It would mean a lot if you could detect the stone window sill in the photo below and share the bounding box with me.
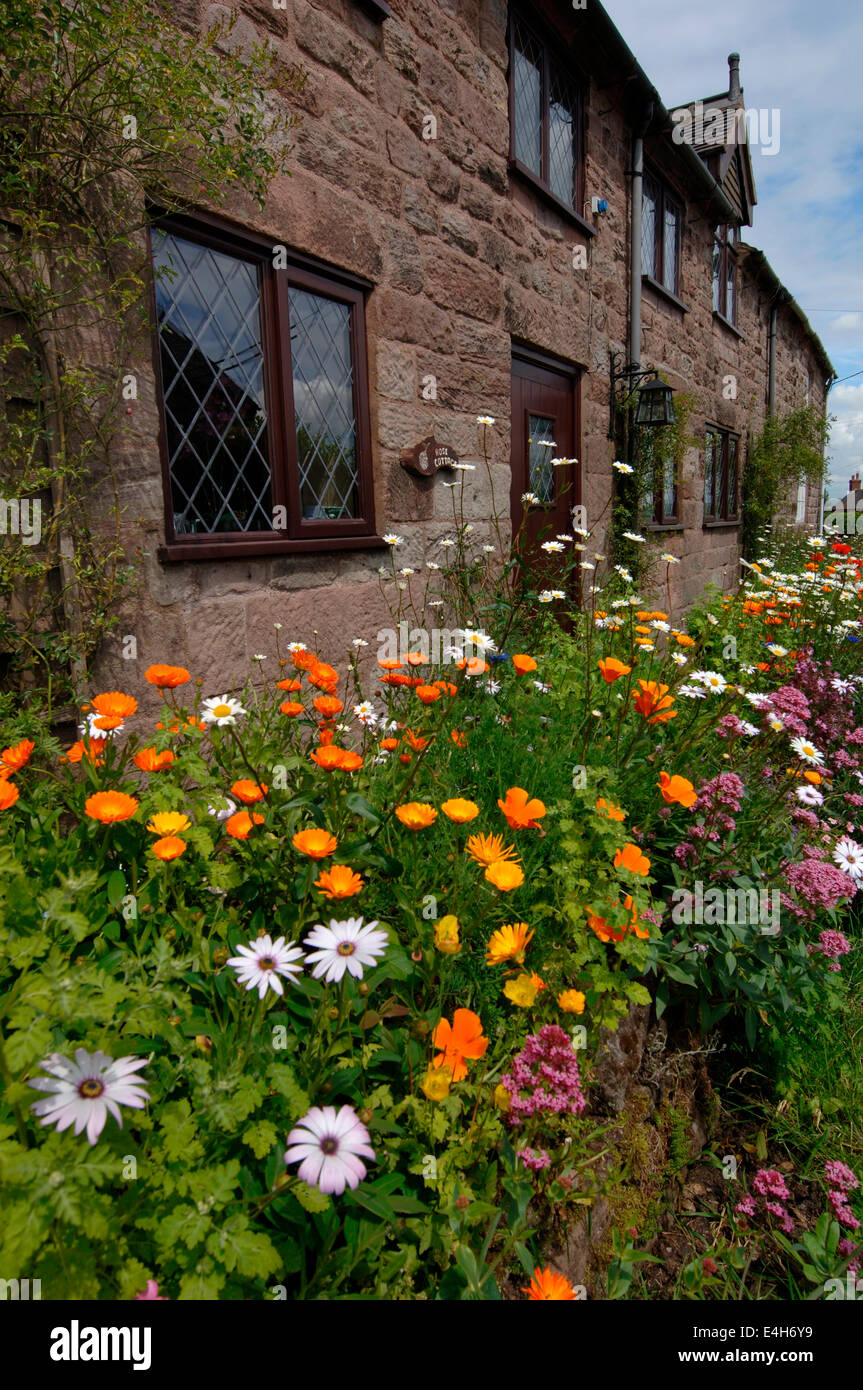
[712,311,743,339]
[509,160,596,239]
[159,534,389,564]
[648,522,684,533]
[357,0,391,19]
[642,274,689,314]
[702,519,741,530]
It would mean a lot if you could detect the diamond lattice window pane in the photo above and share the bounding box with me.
[727,438,738,516]
[288,288,359,520]
[152,230,272,535]
[512,21,542,175]
[548,70,576,208]
[663,202,679,292]
[528,415,556,504]
[705,434,716,515]
[642,176,657,277]
[663,456,676,517]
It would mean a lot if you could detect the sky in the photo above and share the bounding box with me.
[600,0,863,496]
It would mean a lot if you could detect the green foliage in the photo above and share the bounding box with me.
[742,405,829,557]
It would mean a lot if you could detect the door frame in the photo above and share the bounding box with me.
[510,342,582,542]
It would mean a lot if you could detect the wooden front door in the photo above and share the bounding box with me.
[510,350,581,578]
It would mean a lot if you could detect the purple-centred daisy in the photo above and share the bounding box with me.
[796,784,824,807]
[302,917,388,983]
[29,1049,149,1146]
[227,934,304,998]
[833,836,863,880]
[284,1104,376,1195]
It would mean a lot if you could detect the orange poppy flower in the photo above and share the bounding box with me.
[415,684,442,704]
[395,802,437,830]
[90,692,138,721]
[224,810,264,839]
[231,779,268,804]
[84,790,139,823]
[614,843,651,876]
[292,827,338,858]
[433,680,458,696]
[587,895,648,943]
[313,695,344,718]
[133,747,175,773]
[0,739,34,774]
[498,786,546,830]
[598,658,631,683]
[0,780,19,810]
[403,729,430,752]
[450,729,467,748]
[280,701,305,717]
[144,665,190,688]
[512,654,538,674]
[632,679,676,724]
[151,835,186,861]
[276,677,303,692]
[465,832,516,867]
[315,864,364,898]
[432,1008,488,1082]
[658,772,697,808]
[441,797,479,823]
[484,859,524,891]
[523,1267,576,1301]
[596,797,626,821]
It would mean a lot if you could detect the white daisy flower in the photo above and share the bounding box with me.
[541,541,565,553]
[485,679,502,695]
[302,917,388,983]
[399,567,415,577]
[613,460,634,474]
[477,415,496,426]
[678,684,708,699]
[740,721,760,737]
[705,613,719,626]
[651,620,671,632]
[533,680,551,693]
[692,670,727,693]
[766,644,788,657]
[285,1104,375,1195]
[462,628,496,653]
[439,538,455,548]
[622,531,646,544]
[352,701,378,725]
[29,1049,149,1147]
[207,796,237,821]
[833,836,863,879]
[556,534,574,543]
[580,561,595,571]
[538,591,555,604]
[614,566,633,582]
[426,561,440,571]
[521,492,541,505]
[483,545,496,552]
[767,716,784,732]
[288,643,307,654]
[383,534,403,546]
[796,784,824,806]
[227,934,304,999]
[790,736,824,766]
[661,553,681,564]
[253,653,267,661]
[671,652,688,665]
[201,695,247,727]
[831,677,854,694]
[352,638,369,648]
[550,589,566,600]
[273,622,283,630]
[745,692,771,708]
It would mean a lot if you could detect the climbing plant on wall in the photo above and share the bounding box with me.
[741,404,830,557]
[610,387,697,584]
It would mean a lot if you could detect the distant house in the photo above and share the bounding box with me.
[91,0,834,694]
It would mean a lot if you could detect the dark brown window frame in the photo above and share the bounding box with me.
[704,425,741,524]
[641,453,680,528]
[712,223,738,326]
[507,8,586,223]
[641,168,683,298]
[149,210,381,564]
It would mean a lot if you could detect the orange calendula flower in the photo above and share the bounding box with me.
[498,786,546,830]
[657,772,697,808]
[485,922,534,966]
[315,864,364,899]
[405,651,427,667]
[151,835,186,861]
[614,843,651,876]
[433,915,462,954]
[313,695,344,718]
[231,779,268,804]
[414,684,442,704]
[803,770,822,785]
[441,797,479,823]
[523,1267,577,1301]
[61,738,107,765]
[432,1008,488,1081]
[144,664,190,688]
[632,679,676,724]
[276,677,303,692]
[90,692,138,721]
[450,730,467,748]
[433,680,457,696]
[85,790,139,823]
[292,648,319,672]
[466,832,517,867]
[379,737,399,751]
[558,989,586,1014]
[224,810,264,839]
[484,859,524,891]
[147,811,191,835]
[0,780,20,810]
[307,661,339,692]
[280,701,305,717]
[0,739,34,774]
[395,802,437,830]
[596,797,626,821]
[133,747,175,773]
[379,672,412,687]
[310,746,362,771]
[598,657,631,683]
[512,654,538,674]
[403,729,430,752]
[675,634,696,647]
[292,827,338,858]
[377,658,403,671]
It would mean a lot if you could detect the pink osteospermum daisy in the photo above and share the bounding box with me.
[833,836,863,880]
[284,1104,376,1195]
[28,1048,149,1146]
[226,934,304,999]
[302,917,388,983]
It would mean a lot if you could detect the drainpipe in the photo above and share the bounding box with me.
[767,298,778,416]
[629,103,653,372]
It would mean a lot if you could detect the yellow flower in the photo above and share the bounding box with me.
[441,797,480,823]
[434,915,462,955]
[147,811,191,835]
[493,1083,511,1112]
[503,973,540,1007]
[484,859,524,891]
[465,832,517,867]
[486,922,533,966]
[558,989,586,1014]
[421,1064,453,1101]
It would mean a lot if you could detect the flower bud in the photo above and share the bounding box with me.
[212,946,229,967]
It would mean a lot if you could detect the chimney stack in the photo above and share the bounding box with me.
[850,473,861,494]
[728,53,741,101]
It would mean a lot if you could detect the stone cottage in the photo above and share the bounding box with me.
[97,0,834,695]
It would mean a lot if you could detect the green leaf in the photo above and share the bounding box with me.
[106,869,126,907]
[293,1182,331,1214]
[242,1120,278,1159]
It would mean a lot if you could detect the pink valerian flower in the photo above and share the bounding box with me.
[828,1189,861,1230]
[736,1169,794,1232]
[517,1146,552,1171]
[716,713,745,740]
[825,1160,860,1191]
[763,686,811,739]
[780,857,857,921]
[501,1024,586,1128]
[735,1195,756,1217]
[693,772,745,814]
[752,1168,791,1201]
[813,929,852,962]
